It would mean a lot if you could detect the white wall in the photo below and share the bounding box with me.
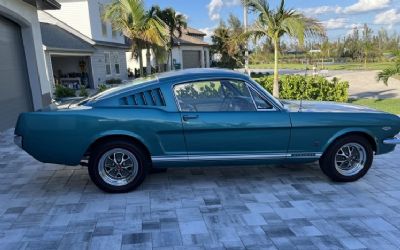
[126,50,156,70]
[127,46,211,71]
[45,0,125,44]
[87,0,125,44]
[172,46,211,69]
[45,0,92,38]
[0,0,52,108]
[91,47,128,88]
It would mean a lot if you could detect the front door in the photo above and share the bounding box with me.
[174,79,291,160]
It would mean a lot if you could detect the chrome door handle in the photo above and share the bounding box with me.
[182,114,199,121]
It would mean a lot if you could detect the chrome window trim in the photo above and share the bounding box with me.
[152,152,322,162]
[172,78,280,113]
[245,83,276,112]
[245,79,284,110]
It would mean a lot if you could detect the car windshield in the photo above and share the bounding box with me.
[77,75,158,106]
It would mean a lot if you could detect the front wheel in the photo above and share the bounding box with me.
[88,140,149,193]
[319,135,373,182]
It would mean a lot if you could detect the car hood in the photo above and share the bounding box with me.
[282,100,384,113]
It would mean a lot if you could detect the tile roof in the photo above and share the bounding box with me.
[173,28,209,47]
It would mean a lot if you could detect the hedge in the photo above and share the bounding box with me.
[255,75,349,102]
[54,85,76,99]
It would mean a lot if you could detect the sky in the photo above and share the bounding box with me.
[145,0,400,41]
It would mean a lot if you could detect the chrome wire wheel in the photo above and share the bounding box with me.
[98,148,138,186]
[334,143,367,177]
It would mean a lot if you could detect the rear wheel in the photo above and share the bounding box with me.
[319,135,373,182]
[88,140,149,193]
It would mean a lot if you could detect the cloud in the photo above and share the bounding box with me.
[321,18,347,29]
[199,26,215,38]
[301,6,343,16]
[207,0,240,21]
[176,11,189,20]
[343,0,391,13]
[374,8,400,27]
[301,0,391,16]
[199,26,217,42]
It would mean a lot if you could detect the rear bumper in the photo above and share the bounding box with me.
[383,137,400,145]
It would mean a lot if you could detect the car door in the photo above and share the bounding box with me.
[173,79,291,160]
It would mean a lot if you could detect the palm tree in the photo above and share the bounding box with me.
[320,39,331,69]
[377,52,400,85]
[154,7,187,70]
[243,0,325,97]
[103,0,168,77]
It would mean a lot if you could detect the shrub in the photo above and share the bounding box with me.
[250,72,270,78]
[54,85,76,99]
[98,84,109,93]
[79,86,89,97]
[255,75,349,102]
[106,78,122,85]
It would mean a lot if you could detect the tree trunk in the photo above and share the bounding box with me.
[170,35,174,71]
[170,49,174,70]
[138,46,144,77]
[364,54,367,70]
[273,38,280,98]
[146,45,151,75]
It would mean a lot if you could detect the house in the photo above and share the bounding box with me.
[38,0,129,90]
[0,0,60,131]
[126,27,210,73]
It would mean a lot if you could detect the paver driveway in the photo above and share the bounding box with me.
[1,129,400,250]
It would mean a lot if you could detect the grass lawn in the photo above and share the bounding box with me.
[349,99,400,114]
[250,62,395,71]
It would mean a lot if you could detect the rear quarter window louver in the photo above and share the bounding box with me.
[120,88,166,107]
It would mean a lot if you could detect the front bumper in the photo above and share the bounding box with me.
[14,135,22,149]
[383,136,400,145]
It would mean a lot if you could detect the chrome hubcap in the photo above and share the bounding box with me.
[98,148,138,186]
[335,143,366,176]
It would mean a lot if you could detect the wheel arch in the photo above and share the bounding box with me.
[322,129,378,155]
[85,131,152,161]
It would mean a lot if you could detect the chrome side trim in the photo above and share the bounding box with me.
[152,152,322,162]
[152,155,188,162]
[189,153,288,161]
[383,137,400,145]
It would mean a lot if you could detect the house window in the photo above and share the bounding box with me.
[105,52,111,75]
[113,52,120,74]
[99,4,107,37]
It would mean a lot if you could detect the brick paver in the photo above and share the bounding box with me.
[1,129,400,249]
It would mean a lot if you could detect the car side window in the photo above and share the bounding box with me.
[249,87,274,110]
[174,80,256,112]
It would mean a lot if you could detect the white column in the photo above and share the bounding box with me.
[179,47,183,69]
[205,48,210,67]
[200,48,205,68]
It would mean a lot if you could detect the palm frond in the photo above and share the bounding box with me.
[377,67,398,85]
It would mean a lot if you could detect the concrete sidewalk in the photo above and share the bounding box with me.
[329,70,400,99]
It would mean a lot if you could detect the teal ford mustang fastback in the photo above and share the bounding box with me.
[14,69,400,192]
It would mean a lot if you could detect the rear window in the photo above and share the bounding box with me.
[78,76,158,105]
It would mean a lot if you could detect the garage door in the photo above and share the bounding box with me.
[182,50,201,69]
[0,16,32,131]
